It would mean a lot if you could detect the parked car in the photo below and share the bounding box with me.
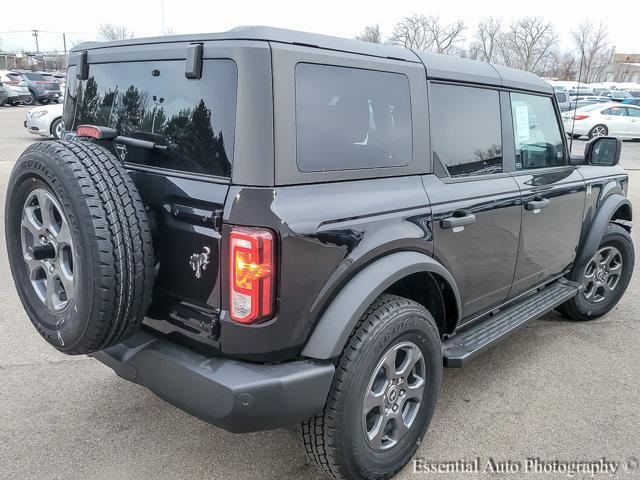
[568,95,610,110]
[555,90,572,111]
[622,98,640,107]
[0,81,7,106]
[568,85,594,96]
[13,71,61,105]
[24,103,64,139]
[628,90,640,98]
[4,27,635,480]
[562,103,640,139]
[600,90,632,102]
[0,70,31,105]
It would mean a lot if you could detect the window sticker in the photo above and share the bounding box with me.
[515,104,530,143]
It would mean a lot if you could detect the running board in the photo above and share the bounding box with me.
[442,280,580,368]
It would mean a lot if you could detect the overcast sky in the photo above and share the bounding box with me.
[1,0,638,54]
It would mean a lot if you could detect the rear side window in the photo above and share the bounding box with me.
[511,92,565,170]
[65,60,237,178]
[295,63,412,172]
[602,107,627,116]
[430,83,503,178]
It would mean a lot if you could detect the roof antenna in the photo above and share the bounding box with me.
[569,50,585,155]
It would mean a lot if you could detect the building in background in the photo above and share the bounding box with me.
[604,53,640,82]
[0,51,17,69]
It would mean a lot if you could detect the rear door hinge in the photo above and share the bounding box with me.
[172,204,224,231]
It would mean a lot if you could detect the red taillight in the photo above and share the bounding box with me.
[573,115,589,121]
[76,125,103,139]
[229,227,275,324]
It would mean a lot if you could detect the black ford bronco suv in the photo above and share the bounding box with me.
[5,27,634,480]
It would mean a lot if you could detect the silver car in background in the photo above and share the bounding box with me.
[0,70,31,105]
[24,103,64,139]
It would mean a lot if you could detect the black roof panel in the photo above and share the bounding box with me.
[72,26,551,94]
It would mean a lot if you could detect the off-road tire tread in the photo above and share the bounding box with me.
[11,140,154,354]
[301,294,438,480]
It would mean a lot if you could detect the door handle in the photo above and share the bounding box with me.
[525,198,550,211]
[441,212,477,229]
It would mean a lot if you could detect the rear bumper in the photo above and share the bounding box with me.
[90,329,335,433]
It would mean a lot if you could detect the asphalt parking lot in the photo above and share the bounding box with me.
[0,104,639,480]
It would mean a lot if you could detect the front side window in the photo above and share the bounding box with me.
[64,59,237,178]
[511,92,565,170]
[295,63,412,172]
[430,83,503,178]
[628,108,640,117]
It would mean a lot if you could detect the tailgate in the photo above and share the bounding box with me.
[128,170,228,314]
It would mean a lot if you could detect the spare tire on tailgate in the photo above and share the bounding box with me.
[5,140,154,354]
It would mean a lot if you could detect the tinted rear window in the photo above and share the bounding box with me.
[295,63,412,172]
[555,92,568,103]
[23,73,45,81]
[64,60,237,178]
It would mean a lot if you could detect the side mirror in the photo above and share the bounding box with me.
[584,136,622,166]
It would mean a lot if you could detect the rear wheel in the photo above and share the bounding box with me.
[5,141,155,354]
[301,295,442,480]
[588,124,608,139]
[557,223,634,321]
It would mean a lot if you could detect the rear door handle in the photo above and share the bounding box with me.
[441,212,477,229]
[525,198,550,211]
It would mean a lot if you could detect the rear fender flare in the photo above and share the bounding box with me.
[301,251,461,360]
[575,193,632,269]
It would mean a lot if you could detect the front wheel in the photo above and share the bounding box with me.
[50,118,63,140]
[23,92,36,106]
[301,295,442,480]
[557,223,634,321]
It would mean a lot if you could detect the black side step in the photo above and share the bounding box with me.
[442,280,579,368]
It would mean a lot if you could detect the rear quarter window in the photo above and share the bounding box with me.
[65,59,237,178]
[295,63,412,172]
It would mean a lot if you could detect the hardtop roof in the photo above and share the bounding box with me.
[71,26,552,94]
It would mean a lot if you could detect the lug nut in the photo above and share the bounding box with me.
[400,389,405,396]
[40,235,48,244]
[392,404,398,412]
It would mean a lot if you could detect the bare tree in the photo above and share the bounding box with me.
[546,51,577,80]
[388,14,431,50]
[423,15,465,54]
[356,24,381,44]
[468,17,502,62]
[499,17,559,74]
[571,21,611,83]
[162,27,177,37]
[97,23,135,42]
[388,14,465,53]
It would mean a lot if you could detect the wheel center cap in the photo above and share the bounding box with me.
[387,386,398,404]
[596,269,606,282]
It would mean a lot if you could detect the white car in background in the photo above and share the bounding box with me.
[562,103,640,140]
[24,103,64,140]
